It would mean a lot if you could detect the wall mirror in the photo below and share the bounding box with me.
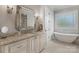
[15,6,35,33]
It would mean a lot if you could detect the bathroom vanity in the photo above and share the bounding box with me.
[0,31,46,53]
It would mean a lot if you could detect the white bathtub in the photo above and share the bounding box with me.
[54,32,79,43]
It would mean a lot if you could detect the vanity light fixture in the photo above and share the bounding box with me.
[7,5,13,14]
[1,26,8,34]
[34,13,39,17]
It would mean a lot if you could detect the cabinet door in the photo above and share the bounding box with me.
[27,37,35,53]
[34,34,46,53]
[34,36,40,53]
[39,34,46,52]
[7,39,28,53]
[31,38,36,53]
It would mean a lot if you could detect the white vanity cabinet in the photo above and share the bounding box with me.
[1,37,36,53]
[35,32,46,53]
[1,39,28,53]
[0,32,46,53]
[26,32,46,53]
[0,36,40,53]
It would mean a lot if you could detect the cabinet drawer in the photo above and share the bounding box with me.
[8,40,27,53]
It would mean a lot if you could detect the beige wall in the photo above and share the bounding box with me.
[0,5,17,34]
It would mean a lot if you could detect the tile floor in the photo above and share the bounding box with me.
[42,39,79,53]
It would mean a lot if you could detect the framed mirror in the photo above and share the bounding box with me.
[15,6,35,33]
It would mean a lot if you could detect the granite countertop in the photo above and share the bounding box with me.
[0,33,35,46]
[0,31,43,46]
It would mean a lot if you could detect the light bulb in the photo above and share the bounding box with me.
[1,26,8,33]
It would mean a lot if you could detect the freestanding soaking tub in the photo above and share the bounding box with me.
[54,32,79,43]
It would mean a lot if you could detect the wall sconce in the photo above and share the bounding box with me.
[7,5,13,14]
[34,13,39,17]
